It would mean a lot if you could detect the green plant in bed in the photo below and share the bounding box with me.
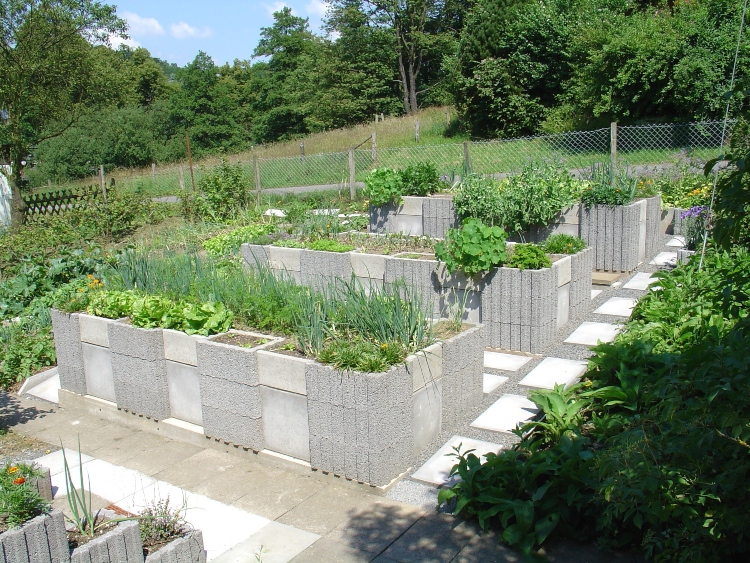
[542,234,586,254]
[435,219,507,276]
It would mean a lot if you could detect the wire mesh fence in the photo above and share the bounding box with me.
[33,120,735,199]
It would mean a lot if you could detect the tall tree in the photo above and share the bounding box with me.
[0,0,126,226]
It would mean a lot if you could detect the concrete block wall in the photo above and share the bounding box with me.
[240,244,269,268]
[0,509,70,563]
[368,202,397,234]
[108,322,170,420]
[580,200,642,272]
[196,333,281,451]
[50,310,86,395]
[145,531,206,563]
[439,325,483,429]
[300,249,353,289]
[422,197,458,238]
[70,518,143,563]
[383,256,440,318]
[569,248,594,319]
[79,314,118,403]
[645,196,663,259]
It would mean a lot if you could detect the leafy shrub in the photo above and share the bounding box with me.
[202,223,277,256]
[505,244,551,270]
[139,496,188,555]
[400,162,440,196]
[438,250,750,562]
[580,163,637,207]
[0,326,56,388]
[190,159,250,220]
[306,239,354,252]
[73,187,153,241]
[272,239,306,249]
[363,168,403,206]
[657,174,712,209]
[541,234,586,254]
[435,219,508,276]
[452,175,503,226]
[497,162,583,234]
[0,462,50,528]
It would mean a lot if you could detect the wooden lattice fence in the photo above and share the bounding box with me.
[22,185,98,217]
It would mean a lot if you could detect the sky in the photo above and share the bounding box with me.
[109,0,329,67]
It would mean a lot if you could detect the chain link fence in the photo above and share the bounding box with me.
[35,120,734,198]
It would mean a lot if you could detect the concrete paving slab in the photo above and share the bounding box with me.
[151,449,243,490]
[385,480,438,512]
[483,374,508,394]
[32,448,94,477]
[379,512,477,563]
[51,491,111,518]
[666,236,686,248]
[483,352,531,372]
[190,462,260,504]
[276,484,377,536]
[212,521,320,563]
[452,530,522,563]
[50,458,156,506]
[411,436,503,487]
[564,322,621,346]
[470,395,539,434]
[114,437,204,476]
[25,373,60,404]
[290,538,377,563]
[591,289,602,299]
[593,297,637,317]
[623,272,659,291]
[324,498,425,555]
[519,358,587,390]
[231,469,325,520]
[84,428,168,466]
[649,252,677,266]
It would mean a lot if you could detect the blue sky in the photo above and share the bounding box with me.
[110,0,329,66]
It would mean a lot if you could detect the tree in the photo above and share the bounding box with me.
[0,0,126,226]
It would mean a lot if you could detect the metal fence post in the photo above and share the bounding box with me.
[349,148,356,200]
[611,122,618,169]
[463,141,472,175]
[254,155,261,205]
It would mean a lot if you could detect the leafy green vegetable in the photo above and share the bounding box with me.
[505,244,551,270]
[435,218,507,276]
[203,223,277,256]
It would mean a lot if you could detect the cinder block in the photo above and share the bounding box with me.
[200,376,262,419]
[108,322,164,362]
[557,284,570,329]
[146,531,206,563]
[202,406,264,450]
[166,361,203,426]
[268,246,301,272]
[111,353,170,419]
[240,243,269,269]
[81,343,116,402]
[350,252,386,280]
[196,332,279,385]
[300,249,353,287]
[50,309,86,395]
[422,196,459,239]
[256,350,311,395]
[260,386,310,461]
[369,202,397,234]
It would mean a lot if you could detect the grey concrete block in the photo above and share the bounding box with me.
[22,515,50,563]
[422,196,459,239]
[51,309,86,395]
[240,243,268,269]
[70,519,142,563]
[82,343,116,403]
[260,386,310,461]
[111,353,170,420]
[108,322,164,362]
[146,531,206,563]
[557,284,570,329]
[196,332,278,385]
[46,510,70,563]
[202,406,264,450]
[268,245,301,272]
[166,361,203,426]
[300,249,353,288]
[200,376,262,419]
[256,350,311,395]
[350,252,386,280]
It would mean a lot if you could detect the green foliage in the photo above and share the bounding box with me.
[306,239,355,252]
[580,163,636,207]
[453,175,504,226]
[541,234,586,255]
[364,168,404,206]
[272,239,306,249]
[435,218,508,276]
[202,223,277,256]
[497,162,583,234]
[657,174,712,209]
[139,497,187,552]
[400,162,441,196]
[190,159,251,221]
[0,462,50,529]
[439,250,750,561]
[505,244,551,270]
[0,325,56,389]
[318,338,405,373]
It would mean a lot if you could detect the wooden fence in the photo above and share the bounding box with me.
[22,185,98,217]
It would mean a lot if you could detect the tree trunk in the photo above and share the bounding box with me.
[397,50,412,115]
[9,157,26,228]
[408,56,420,116]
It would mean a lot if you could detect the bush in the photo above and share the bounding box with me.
[363,168,403,206]
[505,244,551,270]
[542,234,586,254]
[0,462,50,528]
[0,325,56,389]
[306,239,354,252]
[580,163,637,207]
[435,218,508,276]
[400,162,441,196]
[452,175,504,226]
[657,174,712,209]
[189,159,251,221]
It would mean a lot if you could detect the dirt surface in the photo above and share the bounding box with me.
[0,428,56,465]
[67,518,118,550]
[211,332,271,348]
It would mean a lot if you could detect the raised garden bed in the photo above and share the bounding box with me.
[52,311,482,487]
[241,242,592,353]
[369,195,662,272]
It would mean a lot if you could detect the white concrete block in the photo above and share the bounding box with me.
[25,372,61,404]
[554,256,572,287]
[483,351,531,372]
[408,342,443,392]
[399,196,424,216]
[564,322,621,346]
[650,252,678,266]
[594,297,637,317]
[557,284,570,329]
[268,246,301,272]
[412,380,442,456]
[470,394,539,434]
[350,252,387,279]
[666,236,686,248]
[591,289,602,299]
[79,314,113,347]
[519,358,587,390]
[411,435,504,486]
[81,343,116,403]
[166,360,203,426]
[392,215,423,236]
[163,329,206,366]
[483,374,508,394]
[623,272,659,291]
[260,387,310,461]
[257,351,311,395]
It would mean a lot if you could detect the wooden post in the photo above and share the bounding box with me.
[151,163,156,179]
[47,179,51,188]
[375,113,378,124]
[463,141,472,174]
[179,166,185,190]
[99,165,107,203]
[254,154,261,204]
[348,148,356,200]
[381,113,384,122]
[299,142,305,162]
[185,134,196,192]
[415,118,420,143]
[371,131,377,161]
[610,122,618,170]
[446,108,451,126]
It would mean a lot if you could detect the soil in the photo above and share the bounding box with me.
[432,320,473,340]
[394,252,436,261]
[142,529,190,556]
[66,517,118,549]
[269,339,307,358]
[0,429,56,465]
[211,332,270,349]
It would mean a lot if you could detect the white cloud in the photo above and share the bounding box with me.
[263,2,298,16]
[170,21,213,39]
[306,0,328,17]
[110,35,141,49]
[122,12,164,36]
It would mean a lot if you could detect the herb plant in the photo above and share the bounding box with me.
[580,162,637,206]
[505,244,551,270]
[400,162,440,196]
[435,219,508,276]
[541,234,587,254]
